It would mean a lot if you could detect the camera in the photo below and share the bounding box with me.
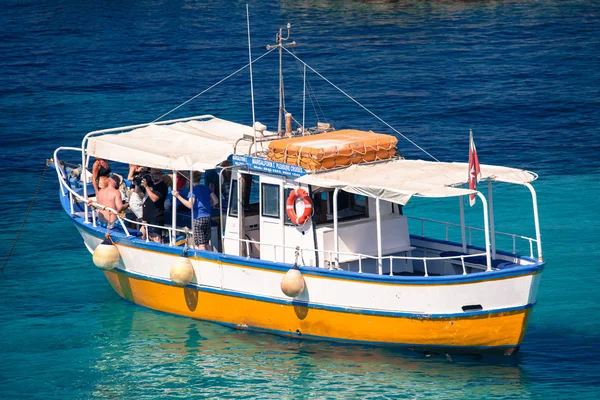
[133,173,152,191]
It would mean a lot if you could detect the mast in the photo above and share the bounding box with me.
[267,23,296,134]
[246,4,256,139]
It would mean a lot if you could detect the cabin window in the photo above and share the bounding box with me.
[284,187,369,225]
[328,190,369,222]
[241,174,260,216]
[261,183,280,219]
[350,194,367,213]
[228,179,238,217]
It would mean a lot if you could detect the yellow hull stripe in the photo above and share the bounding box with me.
[105,269,530,349]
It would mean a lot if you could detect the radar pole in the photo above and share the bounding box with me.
[267,24,296,135]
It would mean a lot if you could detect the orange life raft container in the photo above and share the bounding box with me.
[267,129,398,172]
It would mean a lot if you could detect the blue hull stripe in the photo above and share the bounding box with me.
[65,194,544,286]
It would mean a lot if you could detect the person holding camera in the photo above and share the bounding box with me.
[128,164,149,182]
[141,168,169,242]
[172,171,218,251]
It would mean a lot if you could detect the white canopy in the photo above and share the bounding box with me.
[297,159,537,205]
[86,116,268,171]
[85,116,536,205]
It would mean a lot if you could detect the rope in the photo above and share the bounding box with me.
[152,47,277,123]
[291,48,327,125]
[1,164,50,275]
[283,47,440,162]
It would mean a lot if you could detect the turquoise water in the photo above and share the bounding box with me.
[1,0,599,398]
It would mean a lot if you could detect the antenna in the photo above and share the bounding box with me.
[246,4,256,142]
[266,23,296,135]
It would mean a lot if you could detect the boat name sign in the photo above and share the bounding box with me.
[232,154,306,178]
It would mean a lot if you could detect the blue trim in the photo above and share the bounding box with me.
[75,215,544,284]
[110,266,535,320]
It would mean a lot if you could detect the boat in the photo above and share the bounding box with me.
[52,24,544,355]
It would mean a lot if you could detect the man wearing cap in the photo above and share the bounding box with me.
[141,168,169,242]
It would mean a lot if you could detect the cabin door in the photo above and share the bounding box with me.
[223,171,260,257]
[240,173,261,258]
[259,176,284,262]
[222,175,240,256]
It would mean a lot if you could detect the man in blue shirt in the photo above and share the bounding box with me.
[173,172,218,251]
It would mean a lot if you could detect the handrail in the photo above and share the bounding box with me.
[54,147,190,243]
[222,236,488,277]
[407,215,539,258]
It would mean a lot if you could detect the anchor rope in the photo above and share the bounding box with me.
[1,163,50,274]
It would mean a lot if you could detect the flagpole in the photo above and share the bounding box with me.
[468,129,481,207]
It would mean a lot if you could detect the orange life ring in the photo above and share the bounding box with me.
[286,188,312,225]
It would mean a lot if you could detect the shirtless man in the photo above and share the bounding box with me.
[97,175,125,228]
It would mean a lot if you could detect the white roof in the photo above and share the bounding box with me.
[297,159,537,205]
[85,117,537,205]
[86,116,268,171]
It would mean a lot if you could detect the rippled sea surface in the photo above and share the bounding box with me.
[1,0,599,398]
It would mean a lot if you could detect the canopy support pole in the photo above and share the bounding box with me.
[488,181,496,258]
[376,197,382,275]
[476,192,492,271]
[524,183,543,261]
[171,171,177,246]
[459,196,466,252]
[333,188,339,268]
[280,182,286,263]
[81,150,89,223]
[190,170,195,250]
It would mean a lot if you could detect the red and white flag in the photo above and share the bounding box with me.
[468,129,481,206]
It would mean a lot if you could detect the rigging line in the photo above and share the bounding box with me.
[298,61,327,124]
[283,47,439,162]
[291,48,327,124]
[152,47,277,123]
[1,163,49,275]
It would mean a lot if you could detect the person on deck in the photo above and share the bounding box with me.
[92,158,111,194]
[141,168,169,242]
[128,164,149,183]
[172,172,218,251]
[96,175,125,229]
[126,180,144,225]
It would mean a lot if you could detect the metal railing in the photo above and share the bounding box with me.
[53,147,190,245]
[223,236,488,276]
[407,216,539,258]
